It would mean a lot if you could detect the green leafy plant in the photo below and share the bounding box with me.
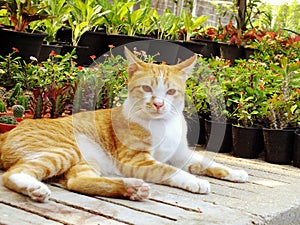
[0,0,53,31]
[13,50,78,91]
[187,57,231,122]
[261,58,300,129]
[0,99,7,113]
[156,8,181,40]
[67,0,110,46]
[0,49,22,88]
[46,81,74,118]
[6,82,22,107]
[31,0,71,43]
[122,5,157,36]
[180,9,209,41]
[0,115,17,124]
[221,60,268,127]
[98,0,136,35]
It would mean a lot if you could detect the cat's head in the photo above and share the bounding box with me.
[124,47,197,120]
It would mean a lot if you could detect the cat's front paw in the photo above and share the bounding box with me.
[185,178,211,194]
[224,169,248,183]
[27,182,51,202]
[123,178,150,201]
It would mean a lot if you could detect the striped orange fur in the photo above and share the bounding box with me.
[0,47,248,202]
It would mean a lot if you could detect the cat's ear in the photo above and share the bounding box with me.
[124,46,144,78]
[175,54,197,79]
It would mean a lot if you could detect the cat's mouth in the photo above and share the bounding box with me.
[147,109,168,118]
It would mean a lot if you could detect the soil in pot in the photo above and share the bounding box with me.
[293,129,300,167]
[205,120,232,153]
[263,128,294,164]
[232,125,264,158]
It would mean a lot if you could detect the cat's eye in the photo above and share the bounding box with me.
[142,85,152,93]
[167,89,176,95]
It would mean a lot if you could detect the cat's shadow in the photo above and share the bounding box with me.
[97,40,195,65]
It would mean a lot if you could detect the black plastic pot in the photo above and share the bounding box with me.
[78,31,108,63]
[56,27,72,44]
[191,38,220,58]
[232,125,264,158]
[293,129,300,167]
[184,112,200,147]
[219,42,245,64]
[61,45,89,66]
[173,40,207,55]
[0,26,47,62]
[105,34,151,52]
[38,43,63,62]
[205,120,232,153]
[107,39,195,66]
[263,128,295,164]
[244,47,257,60]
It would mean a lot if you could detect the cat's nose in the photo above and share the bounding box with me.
[153,98,164,110]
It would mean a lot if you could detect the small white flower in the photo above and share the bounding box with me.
[30,56,38,61]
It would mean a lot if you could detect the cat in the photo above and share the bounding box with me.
[0,47,248,202]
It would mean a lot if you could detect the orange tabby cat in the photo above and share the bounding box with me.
[0,47,248,202]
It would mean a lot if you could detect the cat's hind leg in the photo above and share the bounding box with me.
[2,148,80,202]
[2,171,51,202]
[64,161,150,201]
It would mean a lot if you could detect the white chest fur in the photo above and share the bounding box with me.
[141,115,186,162]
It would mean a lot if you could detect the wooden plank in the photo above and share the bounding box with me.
[0,203,63,225]
[50,183,259,225]
[49,185,179,225]
[201,150,300,177]
[0,175,125,225]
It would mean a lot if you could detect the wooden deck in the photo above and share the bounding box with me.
[1,149,300,225]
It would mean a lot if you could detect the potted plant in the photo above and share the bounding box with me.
[155,8,180,40]
[32,0,71,61]
[0,99,7,116]
[294,129,300,168]
[261,58,300,164]
[217,20,246,64]
[192,26,221,58]
[223,60,267,158]
[0,50,22,89]
[230,88,264,158]
[0,115,17,133]
[175,9,209,55]
[11,104,24,122]
[98,0,154,53]
[0,0,51,62]
[185,59,211,145]
[26,51,79,118]
[59,0,110,66]
[193,57,233,153]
